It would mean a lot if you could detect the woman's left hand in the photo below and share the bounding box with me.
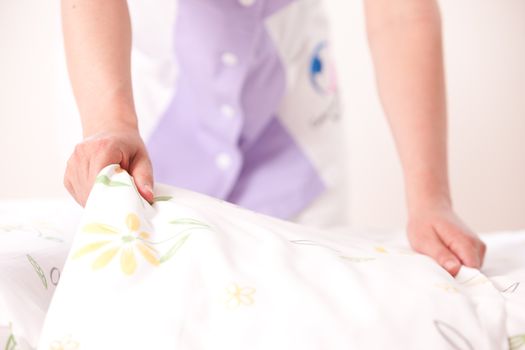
[407,205,486,277]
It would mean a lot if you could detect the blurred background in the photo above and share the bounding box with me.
[0,0,524,232]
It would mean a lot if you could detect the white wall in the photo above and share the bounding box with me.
[0,0,64,197]
[0,0,524,231]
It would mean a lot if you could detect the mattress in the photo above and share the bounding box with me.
[0,165,524,349]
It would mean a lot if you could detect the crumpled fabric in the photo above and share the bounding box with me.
[3,165,524,349]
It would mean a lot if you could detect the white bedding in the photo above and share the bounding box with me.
[0,165,524,349]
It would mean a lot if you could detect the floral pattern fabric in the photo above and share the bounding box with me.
[1,165,524,349]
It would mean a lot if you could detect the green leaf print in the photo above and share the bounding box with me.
[510,334,525,350]
[169,218,210,229]
[159,234,190,264]
[95,175,130,187]
[4,326,17,350]
[40,235,64,243]
[26,254,47,289]
[153,196,173,202]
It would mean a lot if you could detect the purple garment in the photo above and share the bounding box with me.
[146,0,325,219]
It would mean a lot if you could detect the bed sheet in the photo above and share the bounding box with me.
[0,165,523,349]
[0,199,81,349]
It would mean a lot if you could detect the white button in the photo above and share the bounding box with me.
[220,104,236,119]
[239,0,256,6]
[221,52,238,67]
[215,153,232,170]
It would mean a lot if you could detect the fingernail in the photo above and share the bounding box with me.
[444,260,458,271]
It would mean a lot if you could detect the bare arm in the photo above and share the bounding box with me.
[62,0,153,205]
[62,0,136,135]
[364,0,485,275]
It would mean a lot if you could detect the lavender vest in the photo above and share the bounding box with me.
[145,0,344,220]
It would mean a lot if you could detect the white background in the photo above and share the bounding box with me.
[0,0,524,231]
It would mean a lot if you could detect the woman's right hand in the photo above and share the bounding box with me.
[64,126,154,207]
[61,0,152,206]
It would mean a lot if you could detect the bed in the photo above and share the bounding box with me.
[1,165,524,349]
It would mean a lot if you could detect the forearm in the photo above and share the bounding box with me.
[61,0,137,137]
[364,0,450,214]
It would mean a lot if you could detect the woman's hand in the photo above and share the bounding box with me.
[407,204,486,276]
[64,125,154,207]
[364,0,485,276]
[61,0,152,206]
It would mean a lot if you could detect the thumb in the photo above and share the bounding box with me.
[130,153,155,204]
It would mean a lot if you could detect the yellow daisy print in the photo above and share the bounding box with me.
[225,283,256,309]
[434,282,459,293]
[73,213,159,276]
[458,274,489,287]
[374,246,388,254]
[49,334,79,350]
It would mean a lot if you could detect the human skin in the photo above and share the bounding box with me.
[61,0,485,276]
[61,0,154,205]
[364,0,486,275]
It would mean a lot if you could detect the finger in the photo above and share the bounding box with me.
[439,223,483,268]
[63,164,81,206]
[448,235,483,268]
[88,139,122,184]
[69,140,121,206]
[129,151,154,204]
[65,148,89,206]
[479,240,487,266]
[411,228,462,276]
[78,154,93,207]
[69,142,93,206]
